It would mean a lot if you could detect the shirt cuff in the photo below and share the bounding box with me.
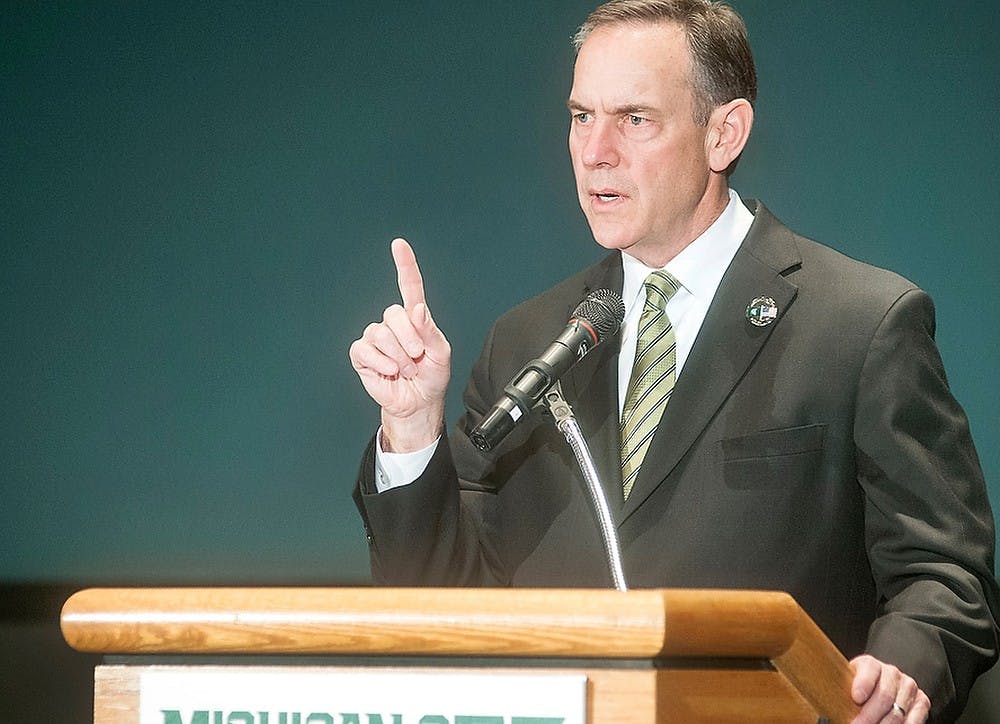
[373,426,440,493]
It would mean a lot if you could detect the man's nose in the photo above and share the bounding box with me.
[582,118,620,168]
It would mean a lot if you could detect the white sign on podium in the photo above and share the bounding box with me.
[140,667,588,724]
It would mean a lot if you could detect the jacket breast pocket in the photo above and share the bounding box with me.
[720,424,826,490]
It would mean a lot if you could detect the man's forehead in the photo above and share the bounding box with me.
[576,19,688,56]
[569,21,692,106]
[574,22,688,76]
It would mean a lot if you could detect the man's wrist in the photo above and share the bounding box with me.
[380,407,445,453]
[374,426,440,493]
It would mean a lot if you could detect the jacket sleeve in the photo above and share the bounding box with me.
[854,288,999,721]
[352,322,511,586]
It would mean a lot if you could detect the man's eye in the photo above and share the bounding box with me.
[574,112,592,124]
[628,115,646,126]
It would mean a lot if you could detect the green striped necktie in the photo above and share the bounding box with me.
[621,270,680,500]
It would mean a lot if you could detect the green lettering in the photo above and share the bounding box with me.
[455,718,503,724]
[162,712,210,724]
[512,719,564,724]
[305,716,333,724]
[419,717,449,724]
[228,713,254,724]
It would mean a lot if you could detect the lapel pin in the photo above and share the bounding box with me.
[746,296,779,327]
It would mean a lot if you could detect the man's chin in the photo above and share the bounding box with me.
[589,230,638,253]
[589,231,666,266]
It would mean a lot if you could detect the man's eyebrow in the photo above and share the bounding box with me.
[566,100,656,115]
[614,104,654,115]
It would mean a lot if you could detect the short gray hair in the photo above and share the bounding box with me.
[573,0,757,125]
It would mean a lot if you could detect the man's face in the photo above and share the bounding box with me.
[568,22,716,266]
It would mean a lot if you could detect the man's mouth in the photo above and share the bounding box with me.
[592,189,624,202]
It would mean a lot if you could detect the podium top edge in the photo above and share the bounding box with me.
[61,587,803,660]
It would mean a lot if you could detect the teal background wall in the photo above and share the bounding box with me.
[3,2,998,585]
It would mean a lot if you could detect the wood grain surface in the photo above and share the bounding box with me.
[62,587,799,658]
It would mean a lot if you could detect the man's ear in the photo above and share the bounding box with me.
[706,98,753,174]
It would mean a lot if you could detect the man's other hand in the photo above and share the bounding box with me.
[850,654,931,723]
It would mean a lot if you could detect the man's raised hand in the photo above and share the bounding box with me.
[349,238,451,452]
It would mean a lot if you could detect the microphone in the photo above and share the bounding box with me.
[469,288,625,452]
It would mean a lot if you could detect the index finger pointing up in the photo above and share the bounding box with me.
[391,237,426,311]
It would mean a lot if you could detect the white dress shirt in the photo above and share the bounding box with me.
[617,189,753,411]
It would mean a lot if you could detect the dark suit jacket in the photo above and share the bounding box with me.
[355,201,999,721]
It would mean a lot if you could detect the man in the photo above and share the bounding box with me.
[348,1,998,721]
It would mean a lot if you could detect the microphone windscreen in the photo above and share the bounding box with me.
[571,289,625,345]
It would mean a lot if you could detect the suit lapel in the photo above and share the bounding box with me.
[620,203,802,521]
[560,253,626,509]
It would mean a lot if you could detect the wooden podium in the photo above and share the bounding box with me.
[61,587,859,723]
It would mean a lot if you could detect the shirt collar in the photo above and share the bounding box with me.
[621,188,753,308]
